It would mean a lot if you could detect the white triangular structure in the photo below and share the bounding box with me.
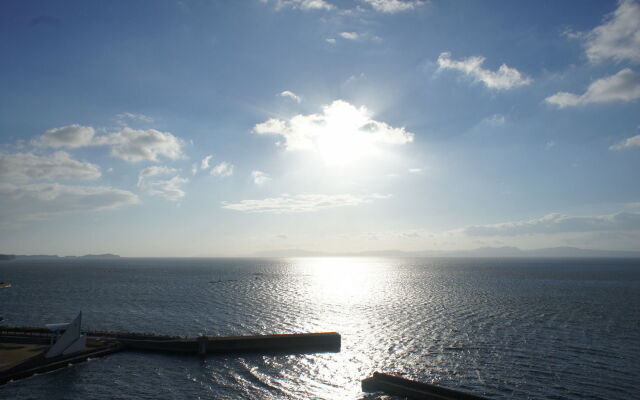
[45,312,86,358]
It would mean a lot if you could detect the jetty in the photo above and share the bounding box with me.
[0,325,340,385]
[362,372,490,400]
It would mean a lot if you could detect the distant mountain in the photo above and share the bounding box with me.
[251,249,330,257]
[252,246,640,258]
[13,253,121,260]
[0,254,16,261]
[79,254,121,259]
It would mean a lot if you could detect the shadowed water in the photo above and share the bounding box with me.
[1,257,639,399]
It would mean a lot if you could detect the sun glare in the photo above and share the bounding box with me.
[315,102,377,166]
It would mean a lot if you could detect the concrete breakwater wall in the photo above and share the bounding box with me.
[1,327,341,385]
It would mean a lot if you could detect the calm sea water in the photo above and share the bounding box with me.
[1,257,639,399]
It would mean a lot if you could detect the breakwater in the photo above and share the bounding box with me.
[0,327,341,385]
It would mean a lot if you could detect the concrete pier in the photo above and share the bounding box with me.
[362,372,490,400]
[117,332,341,355]
[1,327,341,385]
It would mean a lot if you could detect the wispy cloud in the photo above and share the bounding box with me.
[340,32,359,40]
[211,162,234,177]
[222,193,390,213]
[0,151,101,181]
[437,52,532,89]
[545,68,640,107]
[464,211,640,236]
[584,0,640,64]
[137,166,187,201]
[362,0,426,14]
[610,134,640,150]
[279,90,302,103]
[200,155,213,170]
[0,182,139,224]
[116,112,154,123]
[267,0,335,11]
[251,170,271,185]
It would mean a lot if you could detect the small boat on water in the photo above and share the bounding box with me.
[0,282,11,288]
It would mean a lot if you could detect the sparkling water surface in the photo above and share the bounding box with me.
[1,257,639,399]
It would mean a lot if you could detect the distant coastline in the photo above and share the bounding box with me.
[251,246,640,258]
[0,254,121,261]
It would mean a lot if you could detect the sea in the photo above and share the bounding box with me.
[0,257,639,399]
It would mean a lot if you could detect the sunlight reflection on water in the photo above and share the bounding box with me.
[1,257,639,399]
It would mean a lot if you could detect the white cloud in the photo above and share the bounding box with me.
[279,90,302,103]
[116,112,154,123]
[137,165,178,187]
[340,32,359,40]
[545,140,557,150]
[211,162,234,177]
[362,0,425,13]
[584,0,640,64]
[0,151,101,181]
[137,166,187,201]
[437,52,532,90]
[545,68,640,108]
[95,128,184,162]
[33,125,185,163]
[0,182,139,223]
[464,211,640,236]
[253,100,413,163]
[482,114,506,126]
[408,168,423,173]
[271,0,334,11]
[200,155,213,170]
[221,193,390,213]
[251,170,271,185]
[32,124,95,148]
[610,134,640,150]
[326,38,337,44]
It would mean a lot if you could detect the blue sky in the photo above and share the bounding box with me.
[1,0,639,256]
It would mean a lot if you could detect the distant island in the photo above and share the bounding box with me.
[252,246,640,258]
[0,254,121,260]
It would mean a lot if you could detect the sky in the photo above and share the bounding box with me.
[0,0,639,256]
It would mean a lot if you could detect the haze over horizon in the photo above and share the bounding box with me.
[1,0,639,257]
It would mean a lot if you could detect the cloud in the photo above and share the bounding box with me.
[279,90,302,103]
[464,211,640,236]
[0,183,139,223]
[340,32,359,40]
[32,124,95,148]
[0,151,101,181]
[211,162,234,177]
[253,100,413,163]
[270,0,334,11]
[610,134,640,150]
[545,140,557,150]
[116,112,154,123]
[545,68,640,107]
[94,128,184,162]
[481,114,506,126]
[33,125,185,163]
[408,168,423,173]
[251,170,271,185]
[200,155,213,170]
[221,193,390,213]
[361,0,425,13]
[326,38,337,44]
[437,52,532,89]
[137,166,187,201]
[584,0,640,64]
